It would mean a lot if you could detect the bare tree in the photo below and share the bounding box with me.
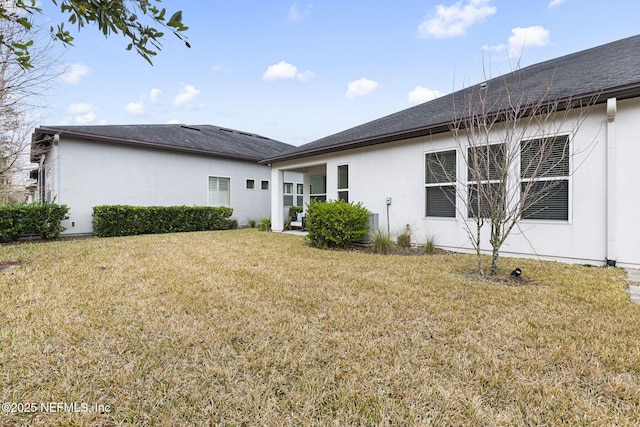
[0,12,59,203]
[433,69,598,276]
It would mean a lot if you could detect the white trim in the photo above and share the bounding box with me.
[207,175,231,207]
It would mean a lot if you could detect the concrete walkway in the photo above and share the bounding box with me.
[627,269,640,304]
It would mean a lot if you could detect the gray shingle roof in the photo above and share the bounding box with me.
[263,34,640,163]
[32,124,294,162]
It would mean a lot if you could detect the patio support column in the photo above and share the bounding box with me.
[303,173,311,211]
[271,167,284,232]
[606,97,617,265]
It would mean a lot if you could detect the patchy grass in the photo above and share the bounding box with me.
[1,229,639,426]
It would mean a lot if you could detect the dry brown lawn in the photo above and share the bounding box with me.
[0,229,639,426]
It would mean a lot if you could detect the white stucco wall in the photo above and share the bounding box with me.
[272,99,640,268]
[46,137,275,234]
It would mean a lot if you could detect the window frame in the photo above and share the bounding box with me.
[207,176,231,207]
[261,180,269,190]
[296,183,304,207]
[519,134,571,222]
[337,164,349,203]
[424,149,457,218]
[245,179,255,190]
[466,143,506,219]
[310,175,327,202]
[283,182,294,207]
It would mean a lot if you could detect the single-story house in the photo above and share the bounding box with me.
[263,35,640,269]
[30,124,301,234]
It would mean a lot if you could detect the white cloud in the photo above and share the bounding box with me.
[482,26,551,58]
[262,61,314,82]
[167,118,181,124]
[67,103,93,114]
[345,78,380,100]
[408,86,445,105]
[548,0,566,7]
[60,63,91,84]
[507,26,550,58]
[296,70,316,82]
[481,43,506,52]
[173,83,201,106]
[263,61,298,81]
[287,3,313,22]
[418,0,496,38]
[124,101,145,116]
[74,111,96,124]
[149,88,161,103]
[67,103,96,124]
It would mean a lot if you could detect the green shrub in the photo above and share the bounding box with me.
[373,229,395,255]
[0,203,69,242]
[247,219,257,228]
[92,205,233,237]
[258,218,271,231]
[288,206,303,218]
[305,199,370,249]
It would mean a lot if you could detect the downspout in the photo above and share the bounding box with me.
[37,154,45,203]
[53,133,60,203]
[606,98,617,266]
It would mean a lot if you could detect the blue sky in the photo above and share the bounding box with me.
[37,0,640,146]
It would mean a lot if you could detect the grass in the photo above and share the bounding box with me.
[1,229,639,426]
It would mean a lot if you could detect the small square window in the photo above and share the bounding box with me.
[246,179,255,189]
[261,180,269,190]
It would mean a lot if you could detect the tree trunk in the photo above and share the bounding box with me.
[490,247,500,275]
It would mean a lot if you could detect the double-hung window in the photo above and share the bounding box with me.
[283,182,294,206]
[296,183,304,207]
[310,175,326,202]
[520,135,570,220]
[425,150,456,217]
[467,144,506,218]
[337,164,349,202]
[208,176,230,207]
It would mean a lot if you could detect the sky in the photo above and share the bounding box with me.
[34,0,640,147]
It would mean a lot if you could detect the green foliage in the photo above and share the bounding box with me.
[0,203,69,242]
[305,199,370,249]
[288,206,303,218]
[92,205,232,237]
[397,225,412,248]
[373,230,395,255]
[0,0,189,68]
[258,218,271,232]
[247,219,257,228]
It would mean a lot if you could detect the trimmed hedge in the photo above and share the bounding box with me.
[92,205,233,237]
[0,203,69,242]
[305,199,370,249]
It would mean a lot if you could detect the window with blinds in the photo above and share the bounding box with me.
[467,144,505,218]
[208,176,230,207]
[520,135,570,220]
[425,150,456,217]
